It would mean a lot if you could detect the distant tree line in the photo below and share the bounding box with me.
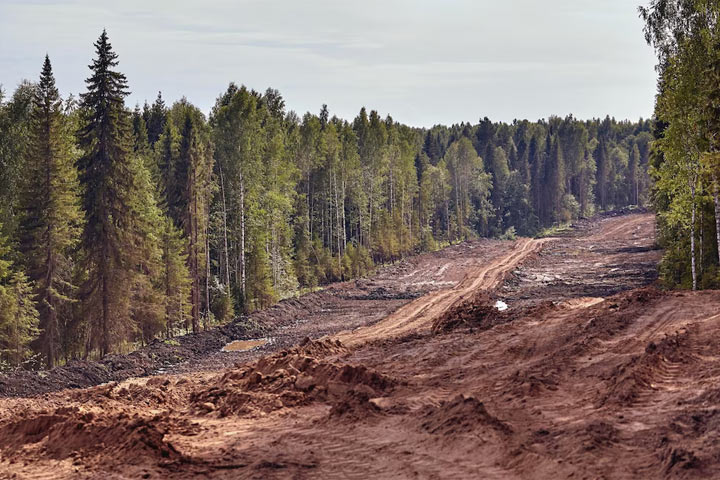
[0,31,650,368]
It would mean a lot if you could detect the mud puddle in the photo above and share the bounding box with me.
[222,339,268,352]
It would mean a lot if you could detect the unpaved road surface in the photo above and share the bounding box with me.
[502,212,660,306]
[7,213,718,480]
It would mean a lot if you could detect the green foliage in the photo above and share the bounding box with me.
[0,81,35,237]
[211,290,235,325]
[0,229,39,367]
[500,226,517,241]
[342,243,374,279]
[246,240,276,311]
[18,56,83,367]
[641,0,720,289]
[161,217,192,336]
[77,30,164,355]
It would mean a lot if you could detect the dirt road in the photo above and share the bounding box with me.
[8,213,716,480]
[338,237,547,345]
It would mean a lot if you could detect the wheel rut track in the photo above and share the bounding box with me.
[337,237,548,346]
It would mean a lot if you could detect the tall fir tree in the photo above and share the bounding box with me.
[168,101,214,331]
[143,91,167,147]
[18,56,82,367]
[77,30,140,356]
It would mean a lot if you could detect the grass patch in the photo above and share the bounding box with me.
[535,223,572,239]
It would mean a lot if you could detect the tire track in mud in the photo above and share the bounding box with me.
[586,213,650,241]
[337,238,549,346]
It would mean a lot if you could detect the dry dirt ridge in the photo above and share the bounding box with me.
[7,213,714,480]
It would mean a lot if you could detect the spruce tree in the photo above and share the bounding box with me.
[18,55,82,367]
[595,138,609,210]
[628,143,640,205]
[168,102,214,331]
[529,135,545,225]
[145,91,167,147]
[77,30,138,356]
[547,136,567,223]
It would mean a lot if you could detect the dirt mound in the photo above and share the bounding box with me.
[3,213,693,479]
[431,292,505,333]
[342,286,422,301]
[661,446,703,476]
[431,292,561,335]
[577,421,619,451]
[419,394,512,436]
[0,407,187,466]
[191,338,395,417]
[508,370,560,398]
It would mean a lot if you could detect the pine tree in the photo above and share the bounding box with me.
[18,55,82,367]
[529,135,545,225]
[595,138,609,210]
[628,143,640,205]
[0,81,35,238]
[127,153,167,344]
[546,136,566,223]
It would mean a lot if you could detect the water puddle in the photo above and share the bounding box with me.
[222,339,268,352]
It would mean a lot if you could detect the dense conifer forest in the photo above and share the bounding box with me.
[0,31,651,367]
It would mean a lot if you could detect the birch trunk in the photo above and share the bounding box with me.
[691,178,697,291]
[240,174,246,304]
[219,167,231,289]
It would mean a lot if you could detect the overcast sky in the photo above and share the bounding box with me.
[0,0,658,127]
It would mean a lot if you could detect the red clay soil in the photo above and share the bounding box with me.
[502,211,662,307]
[6,213,718,480]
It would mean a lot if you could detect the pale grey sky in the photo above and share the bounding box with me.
[0,0,657,127]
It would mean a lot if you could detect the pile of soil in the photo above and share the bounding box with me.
[0,407,189,468]
[419,394,512,436]
[6,213,708,479]
[190,338,395,418]
[431,292,505,333]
